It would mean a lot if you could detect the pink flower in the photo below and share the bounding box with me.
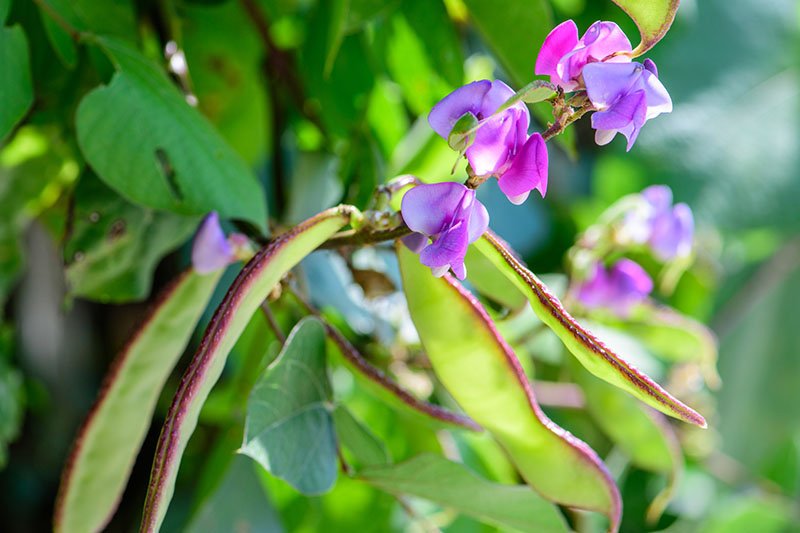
[574,259,653,317]
[536,20,632,92]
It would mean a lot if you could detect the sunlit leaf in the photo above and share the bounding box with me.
[76,37,268,230]
[242,317,337,495]
[360,454,569,532]
[461,0,552,87]
[54,270,222,533]
[474,232,706,427]
[140,207,352,532]
[611,0,681,56]
[398,246,621,530]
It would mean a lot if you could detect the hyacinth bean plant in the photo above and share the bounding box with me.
[2,0,731,531]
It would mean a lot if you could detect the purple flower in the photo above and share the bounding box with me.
[536,20,632,92]
[428,80,548,205]
[575,259,653,317]
[640,185,694,260]
[583,59,672,150]
[401,182,489,280]
[192,212,246,274]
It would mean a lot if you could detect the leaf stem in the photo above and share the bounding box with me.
[33,0,83,42]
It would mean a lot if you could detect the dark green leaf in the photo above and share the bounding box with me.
[0,326,23,469]
[400,0,464,88]
[333,404,390,468]
[242,317,337,495]
[0,24,33,139]
[462,0,552,87]
[360,454,568,532]
[76,37,268,230]
[611,0,681,56]
[187,456,284,533]
[54,270,222,533]
[65,173,197,302]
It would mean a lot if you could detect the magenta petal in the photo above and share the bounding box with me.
[420,220,468,270]
[192,212,234,274]
[428,80,492,139]
[583,62,641,109]
[613,259,653,295]
[536,20,579,79]
[465,113,516,176]
[592,90,647,130]
[401,182,469,236]
[643,58,658,76]
[579,21,632,60]
[497,133,548,201]
[402,232,429,253]
[467,199,490,242]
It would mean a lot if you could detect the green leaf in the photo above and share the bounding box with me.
[54,270,222,533]
[446,112,479,152]
[611,0,681,56]
[473,232,706,427]
[76,37,268,230]
[333,404,390,468]
[399,0,464,88]
[140,207,352,532]
[181,1,270,166]
[0,326,23,469]
[398,246,621,529]
[187,455,284,533]
[496,80,557,114]
[0,24,33,139]
[242,317,337,495]
[360,454,568,533]
[462,0,552,87]
[65,173,197,302]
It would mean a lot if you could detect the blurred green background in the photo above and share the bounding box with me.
[1,0,799,531]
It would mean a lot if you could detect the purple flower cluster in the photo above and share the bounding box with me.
[428,80,548,205]
[574,259,653,317]
[572,185,695,315]
[537,20,672,150]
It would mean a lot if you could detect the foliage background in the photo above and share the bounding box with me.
[1,0,799,531]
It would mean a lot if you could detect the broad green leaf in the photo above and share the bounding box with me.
[462,0,552,87]
[65,173,197,302]
[447,112,479,152]
[398,246,621,530]
[611,0,681,56]
[0,326,23,469]
[76,37,268,230]
[242,317,337,495]
[333,404,390,468]
[474,232,706,427]
[400,0,464,88]
[0,24,33,139]
[140,207,352,532]
[360,453,568,533]
[181,1,270,166]
[572,362,682,521]
[54,270,222,533]
[0,0,9,23]
[187,455,284,533]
